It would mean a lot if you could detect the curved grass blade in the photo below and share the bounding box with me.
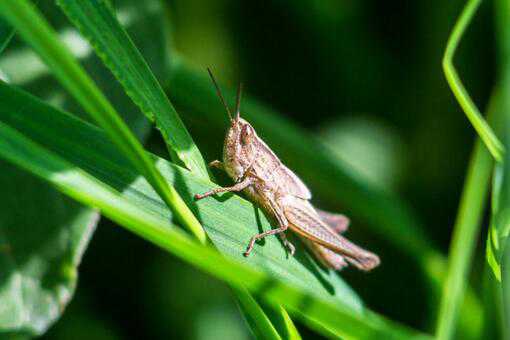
[0,86,430,340]
[435,125,493,340]
[55,0,208,178]
[442,0,504,161]
[0,0,206,243]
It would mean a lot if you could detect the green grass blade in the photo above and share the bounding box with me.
[54,0,208,178]
[0,85,430,340]
[442,0,504,162]
[435,130,493,340]
[233,288,282,340]
[486,0,510,334]
[259,302,302,340]
[0,0,206,243]
[0,18,15,54]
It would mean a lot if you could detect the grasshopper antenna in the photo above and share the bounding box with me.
[235,81,243,120]
[207,67,233,120]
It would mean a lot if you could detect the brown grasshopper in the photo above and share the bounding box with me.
[195,69,380,271]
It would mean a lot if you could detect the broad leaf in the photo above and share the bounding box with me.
[0,161,98,336]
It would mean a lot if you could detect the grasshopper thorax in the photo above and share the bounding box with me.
[223,117,257,181]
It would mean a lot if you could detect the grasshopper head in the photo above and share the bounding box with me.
[207,68,257,181]
[223,117,257,181]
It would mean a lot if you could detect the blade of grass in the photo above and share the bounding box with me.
[435,121,493,340]
[494,100,510,337]
[486,0,510,335]
[259,303,302,340]
[54,0,208,178]
[234,287,290,340]
[232,288,283,340]
[0,106,430,340]
[0,19,15,54]
[0,0,206,243]
[442,0,504,162]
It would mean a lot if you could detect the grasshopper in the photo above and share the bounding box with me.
[195,69,380,271]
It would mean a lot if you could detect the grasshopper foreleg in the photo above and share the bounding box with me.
[194,177,252,200]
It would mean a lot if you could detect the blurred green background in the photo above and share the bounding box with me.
[0,0,497,339]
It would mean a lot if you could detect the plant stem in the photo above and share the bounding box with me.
[435,135,493,339]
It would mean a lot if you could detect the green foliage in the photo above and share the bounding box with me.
[0,0,506,338]
[0,82,426,339]
[0,165,97,336]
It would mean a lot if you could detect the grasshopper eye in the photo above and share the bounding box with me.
[241,125,253,145]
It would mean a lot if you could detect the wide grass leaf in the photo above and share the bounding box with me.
[0,161,98,336]
[55,0,208,178]
[0,81,429,339]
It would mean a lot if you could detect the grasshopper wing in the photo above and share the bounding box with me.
[276,164,312,199]
[315,208,349,233]
[256,138,311,199]
[303,239,349,270]
[281,196,380,271]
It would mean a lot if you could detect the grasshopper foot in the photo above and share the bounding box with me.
[244,237,256,257]
[194,192,209,200]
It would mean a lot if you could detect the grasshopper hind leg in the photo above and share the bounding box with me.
[243,224,289,257]
[244,195,293,256]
